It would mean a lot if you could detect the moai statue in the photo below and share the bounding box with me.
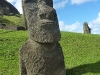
[19,0,66,75]
[83,22,91,34]
[22,1,27,30]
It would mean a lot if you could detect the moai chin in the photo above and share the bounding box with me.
[83,22,91,34]
[20,0,66,75]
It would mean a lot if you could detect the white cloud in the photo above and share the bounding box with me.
[71,0,97,5]
[53,0,68,9]
[7,0,68,13]
[89,13,100,25]
[7,0,68,14]
[14,0,22,14]
[7,0,22,14]
[88,12,100,34]
[59,21,82,33]
[59,12,100,34]
[6,0,100,34]
[53,0,61,2]
[6,0,16,3]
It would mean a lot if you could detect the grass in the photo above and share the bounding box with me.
[0,15,24,26]
[60,32,100,75]
[0,29,100,75]
[0,29,28,75]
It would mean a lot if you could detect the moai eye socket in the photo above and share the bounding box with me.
[39,12,47,19]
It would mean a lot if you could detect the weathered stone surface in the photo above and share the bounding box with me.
[0,0,20,15]
[83,22,91,34]
[22,0,61,43]
[20,0,66,75]
[22,0,53,30]
[20,39,66,75]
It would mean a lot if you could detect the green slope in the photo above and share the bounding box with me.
[0,29,100,75]
[60,32,100,75]
[0,15,24,26]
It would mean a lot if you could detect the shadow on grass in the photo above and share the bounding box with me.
[66,61,100,75]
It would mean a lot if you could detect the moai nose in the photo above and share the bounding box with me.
[39,6,57,21]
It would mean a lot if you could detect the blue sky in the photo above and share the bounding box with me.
[7,0,100,34]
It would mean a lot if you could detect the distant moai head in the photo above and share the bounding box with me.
[83,22,91,34]
[22,0,61,43]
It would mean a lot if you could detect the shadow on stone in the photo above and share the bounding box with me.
[66,61,100,75]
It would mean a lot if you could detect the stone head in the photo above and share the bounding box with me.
[22,0,61,43]
[83,22,90,28]
[84,22,88,26]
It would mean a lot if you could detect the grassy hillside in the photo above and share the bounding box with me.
[0,15,24,26]
[60,32,100,75]
[0,29,100,75]
[0,29,28,75]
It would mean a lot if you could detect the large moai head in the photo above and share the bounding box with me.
[22,0,61,43]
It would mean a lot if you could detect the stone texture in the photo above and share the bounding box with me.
[20,0,66,75]
[0,0,20,15]
[83,22,91,34]
[22,0,61,42]
[20,39,66,75]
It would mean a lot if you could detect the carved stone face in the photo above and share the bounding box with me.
[23,0,61,43]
